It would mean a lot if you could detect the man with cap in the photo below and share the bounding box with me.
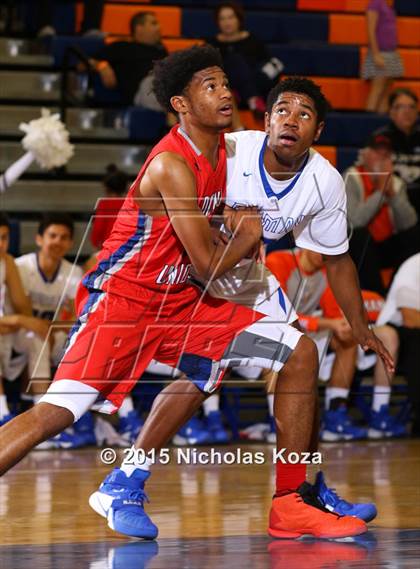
[344,133,418,294]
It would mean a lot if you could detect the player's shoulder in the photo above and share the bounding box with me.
[225,129,265,157]
[395,253,420,283]
[15,252,35,268]
[308,148,344,189]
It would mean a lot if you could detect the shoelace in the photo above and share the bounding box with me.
[299,486,341,517]
[321,486,343,507]
[126,489,150,504]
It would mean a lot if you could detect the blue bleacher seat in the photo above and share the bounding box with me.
[51,36,105,68]
[270,43,359,77]
[396,0,420,17]
[319,112,388,147]
[155,0,296,8]
[182,10,329,43]
[337,147,359,173]
[23,1,76,35]
[127,108,166,142]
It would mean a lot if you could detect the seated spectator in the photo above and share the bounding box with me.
[208,2,283,121]
[372,88,420,216]
[90,164,128,250]
[362,0,403,112]
[36,0,104,37]
[373,253,420,436]
[344,134,418,294]
[266,248,383,442]
[0,213,32,426]
[89,11,167,109]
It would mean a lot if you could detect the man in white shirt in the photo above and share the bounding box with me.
[372,253,420,436]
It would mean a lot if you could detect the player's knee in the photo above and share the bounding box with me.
[292,335,319,385]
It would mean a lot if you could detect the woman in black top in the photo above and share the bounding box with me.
[209,2,283,119]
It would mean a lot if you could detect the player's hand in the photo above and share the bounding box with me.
[224,205,262,241]
[211,226,230,246]
[373,53,385,68]
[354,325,395,374]
[255,241,266,264]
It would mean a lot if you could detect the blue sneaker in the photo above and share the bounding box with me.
[321,405,367,442]
[0,413,15,427]
[73,412,97,446]
[172,416,211,446]
[118,411,144,444]
[368,405,408,439]
[315,471,377,523]
[206,411,229,443]
[89,468,158,539]
[35,427,86,450]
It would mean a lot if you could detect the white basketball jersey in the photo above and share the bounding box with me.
[0,257,6,317]
[15,253,83,320]
[207,130,348,311]
[225,130,348,253]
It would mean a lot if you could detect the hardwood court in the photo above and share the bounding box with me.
[1,440,420,568]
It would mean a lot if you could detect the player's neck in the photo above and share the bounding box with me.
[178,123,221,169]
[264,146,309,181]
[37,251,61,280]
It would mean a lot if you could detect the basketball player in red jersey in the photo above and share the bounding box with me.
[0,46,369,540]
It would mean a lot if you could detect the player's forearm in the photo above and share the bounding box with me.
[324,254,369,334]
[17,316,50,339]
[197,233,259,281]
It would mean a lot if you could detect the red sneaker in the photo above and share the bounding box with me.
[269,482,367,539]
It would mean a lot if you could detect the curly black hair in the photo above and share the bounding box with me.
[266,77,331,124]
[152,45,224,113]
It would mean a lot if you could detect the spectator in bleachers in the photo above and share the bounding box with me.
[362,0,403,112]
[36,0,104,37]
[372,88,420,216]
[0,213,32,426]
[345,133,418,294]
[266,248,383,442]
[373,253,420,437]
[90,164,128,250]
[89,11,167,109]
[209,1,283,121]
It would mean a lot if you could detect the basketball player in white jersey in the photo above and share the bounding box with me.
[0,213,32,426]
[88,77,392,539]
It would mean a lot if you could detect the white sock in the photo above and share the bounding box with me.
[120,446,154,476]
[372,386,391,412]
[325,387,349,409]
[0,394,10,419]
[118,396,134,418]
[267,393,274,417]
[203,394,219,416]
[33,394,44,405]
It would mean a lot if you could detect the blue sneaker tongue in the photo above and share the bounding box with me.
[128,468,151,484]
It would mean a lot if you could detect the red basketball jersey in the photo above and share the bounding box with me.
[83,126,225,300]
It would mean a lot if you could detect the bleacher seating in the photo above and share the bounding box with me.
[1,1,419,257]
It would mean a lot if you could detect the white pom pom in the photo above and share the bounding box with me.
[19,108,74,170]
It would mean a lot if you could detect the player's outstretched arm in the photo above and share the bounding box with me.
[147,153,262,280]
[323,252,394,373]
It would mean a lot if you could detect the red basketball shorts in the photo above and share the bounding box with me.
[53,284,263,411]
